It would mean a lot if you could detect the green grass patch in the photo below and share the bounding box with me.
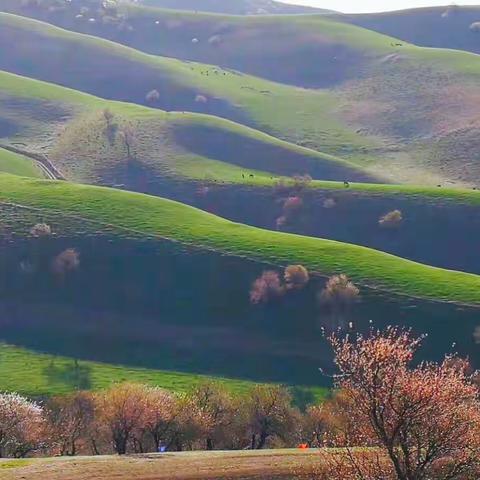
[0,344,328,401]
[0,148,44,178]
[2,174,480,305]
[0,459,32,469]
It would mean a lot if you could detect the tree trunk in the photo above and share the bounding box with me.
[256,431,268,449]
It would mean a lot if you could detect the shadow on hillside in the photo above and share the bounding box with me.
[44,359,92,391]
[0,232,478,387]
[173,124,376,182]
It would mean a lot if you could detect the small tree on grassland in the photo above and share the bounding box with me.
[322,327,480,480]
[379,209,403,228]
[284,265,309,290]
[189,382,235,450]
[119,124,135,159]
[30,223,52,237]
[250,270,284,304]
[244,385,298,449]
[141,387,177,452]
[145,89,160,103]
[52,248,80,277]
[95,383,150,455]
[319,274,360,329]
[46,392,95,457]
[0,393,45,458]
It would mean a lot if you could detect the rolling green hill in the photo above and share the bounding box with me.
[0,69,373,185]
[1,11,480,186]
[2,174,480,306]
[4,71,480,276]
[0,174,479,390]
[336,6,480,56]
[140,0,327,14]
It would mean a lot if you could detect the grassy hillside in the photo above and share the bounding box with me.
[0,147,44,178]
[0,69,373,185]
[0,12,382,169]
[1,12,480,185]
[2,174,480,305]
[336,6,480,55]
[141,0,326,14]
[0,174,479,387]
[5,71,480,275]
[0,344,261,397]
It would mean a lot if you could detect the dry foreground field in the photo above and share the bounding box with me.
[0,449,321,480]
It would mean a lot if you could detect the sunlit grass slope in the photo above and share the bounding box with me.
[3,174,480,305]
[2,11,480,184]
[0,344,333,401]
[0,70,374,184]
[0,147,44,178]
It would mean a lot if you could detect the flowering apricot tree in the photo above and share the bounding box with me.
[324,327,480,480]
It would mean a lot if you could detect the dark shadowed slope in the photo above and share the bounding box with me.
[336,6,480,55]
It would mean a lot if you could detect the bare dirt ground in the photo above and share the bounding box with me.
[0,449,322,480]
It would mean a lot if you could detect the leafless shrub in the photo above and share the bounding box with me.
[283,196,303,213]
[250,270,285,304]
[196,186,210,196]
[195,94,208,104]
[102,108,114,127]
[52,249,80,276]
[319,274,360,307]
[323,198,336,209]
[379,209,403,228]
[275,215,287,229]
[276,196,304,228]
[30,223,52,237]
[145,89,160,103]
[293,174,312,191]
[441,4,459,18]
[208,35,222,46]
[470,22,480,32]
[119,124,135,159]
[284,265,309,290]
[273,179,290,195]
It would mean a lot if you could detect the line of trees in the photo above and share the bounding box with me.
[0,382,327,458]
[3,327,480,480]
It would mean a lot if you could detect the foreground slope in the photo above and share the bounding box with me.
[2,12,480,185]
[1,449,322,480]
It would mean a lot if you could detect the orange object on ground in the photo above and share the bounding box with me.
[298,443,309,449]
